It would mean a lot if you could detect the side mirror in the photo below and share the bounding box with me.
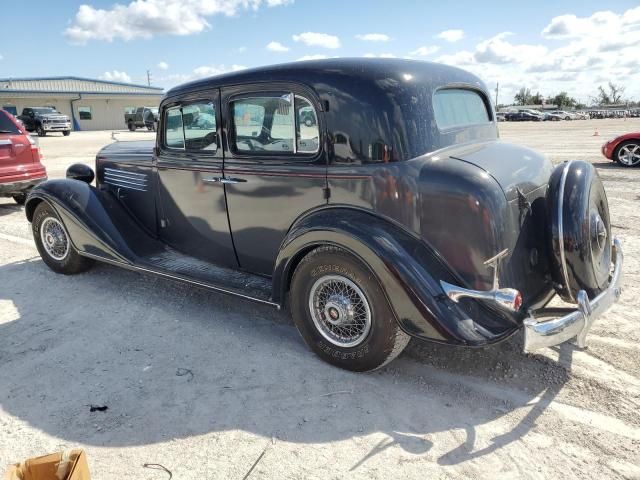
[66,163,95,184]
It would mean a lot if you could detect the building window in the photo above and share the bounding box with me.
[124,106,136,114]
[78,106,92,120]
[2,105,17,116]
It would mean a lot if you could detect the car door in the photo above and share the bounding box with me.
[155,89,238,268]
[221,84,327,275]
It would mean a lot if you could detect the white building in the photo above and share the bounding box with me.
[0,77,164,131]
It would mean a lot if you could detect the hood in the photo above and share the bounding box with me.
[39,113,69,120]
[448,141,553,201]
[98,140,155,157]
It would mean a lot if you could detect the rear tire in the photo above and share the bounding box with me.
[128,122,136,132]
[290,246,409,372]
[32,202,94,275]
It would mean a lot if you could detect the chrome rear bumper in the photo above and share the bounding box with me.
[523,238,623,352]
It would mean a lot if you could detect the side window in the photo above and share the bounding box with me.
[165,106,184,149]
[295,96,319,153]
[230,92,319,156]
[78,106,92,120]
[163,101,217,152]
[232,94,294,154]
[183,102,217,151]
[124,106,136,114]
[433,89,490,129]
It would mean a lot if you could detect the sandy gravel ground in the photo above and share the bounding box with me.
[1,120,639,479]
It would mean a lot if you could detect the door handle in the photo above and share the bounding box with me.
[202,177,222,184]
[219,177,247,184]
[201,176,247,185]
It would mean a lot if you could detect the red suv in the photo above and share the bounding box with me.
[0,109,47,204]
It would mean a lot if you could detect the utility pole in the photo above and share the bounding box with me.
[146,70,152,86]
[495,82,499,109]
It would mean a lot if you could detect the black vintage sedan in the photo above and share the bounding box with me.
[25,59,623,372]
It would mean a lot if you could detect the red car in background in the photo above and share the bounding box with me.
[0,109,47,204]
[602,132,640,167]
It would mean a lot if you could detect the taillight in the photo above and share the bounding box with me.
[27,135,43,161]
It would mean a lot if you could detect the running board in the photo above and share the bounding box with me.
[80,248,279,308]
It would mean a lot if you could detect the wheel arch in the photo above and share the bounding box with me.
[272,206,518,345]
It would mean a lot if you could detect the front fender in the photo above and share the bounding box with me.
[273,207,519,345]
[26,179,156,264]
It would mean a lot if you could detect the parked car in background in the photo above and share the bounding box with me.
[505,110,542,121]
[17,107,72,137]
[25,59,622,371]
[542,112,563,121]
[496,112,506,122]
[550,110,577,120]
[0,109,46,204]
[602,132,640,167]
[125,107,158,131]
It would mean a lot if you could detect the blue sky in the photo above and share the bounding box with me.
[1,0,639,103]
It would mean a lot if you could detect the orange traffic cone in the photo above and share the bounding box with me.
[593,128,599,136]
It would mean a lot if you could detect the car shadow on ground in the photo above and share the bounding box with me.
[0,202,23,218]
[0,257,573,468]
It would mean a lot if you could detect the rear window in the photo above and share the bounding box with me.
[0,111,20,134]
[433,89,491,129]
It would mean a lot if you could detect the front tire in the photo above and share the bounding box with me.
[32,202,94,275]
[614,141,640,167]
[63,130,71,136]
[290,246,409,372]
[36,124,46,137]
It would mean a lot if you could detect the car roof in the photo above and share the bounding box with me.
[166,58,484,97]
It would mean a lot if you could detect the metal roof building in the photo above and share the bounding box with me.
[0,77,164,131]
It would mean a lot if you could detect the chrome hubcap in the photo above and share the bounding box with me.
[309,275,372,347]
[40,217,69,261]
[618,144,640,166]
[591,211,607,252]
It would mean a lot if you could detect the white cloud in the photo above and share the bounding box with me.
[410,45,440,56]
[356,33,390,42]
[100,70,132,83]
[436,29,465,42]
[297,54,329,61]
[65,0,294,43]
[435,8,640,104]
[157,61,169,70]
[293,32,341,49]
[0,54,3,61]
[266,41,289,52]
[192,64,246,78]
[363,53,396,58]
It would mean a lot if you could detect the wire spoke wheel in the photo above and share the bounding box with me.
[40,217,69,261]
[309,274,372,348]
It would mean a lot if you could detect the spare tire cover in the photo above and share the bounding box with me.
[548,160,612,303]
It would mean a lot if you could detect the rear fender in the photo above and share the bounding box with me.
[26,179,158,263]
[273,207,517,345]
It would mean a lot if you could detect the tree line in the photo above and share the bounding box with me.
[510,82,637,108]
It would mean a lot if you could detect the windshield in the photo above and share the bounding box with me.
[33,107,60,114]
[148,107,159,114]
